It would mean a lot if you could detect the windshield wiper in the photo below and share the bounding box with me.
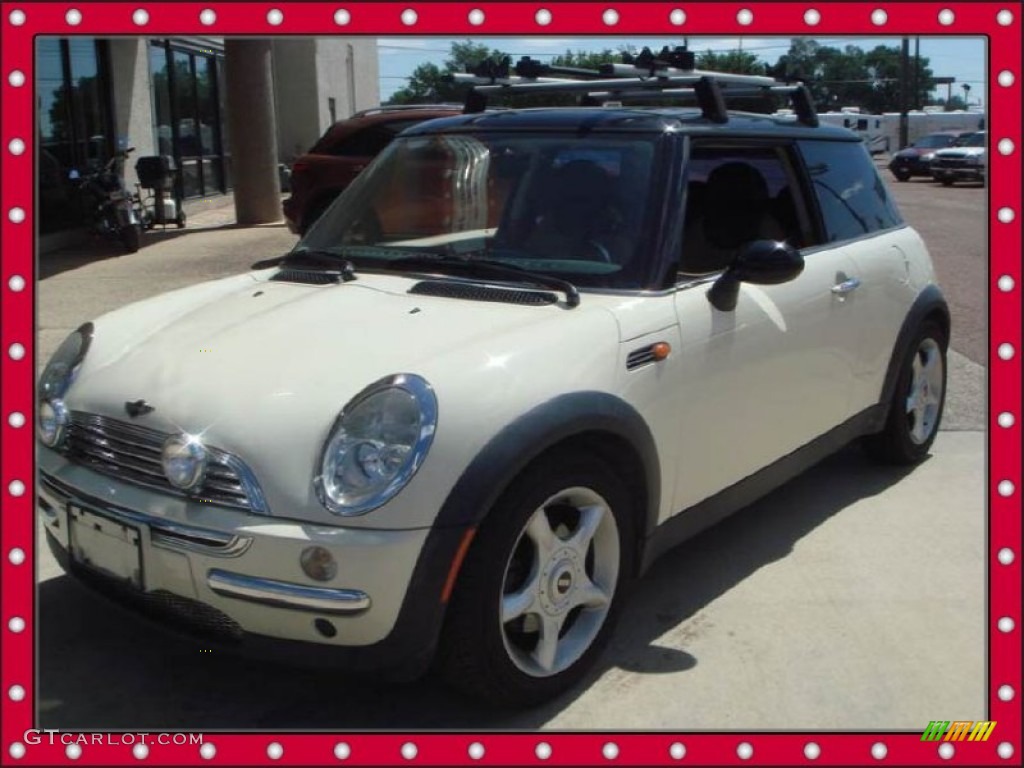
[251,248,356,281]
[379,253,580,308]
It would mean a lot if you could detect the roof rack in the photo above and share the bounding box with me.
[455,47,819,127]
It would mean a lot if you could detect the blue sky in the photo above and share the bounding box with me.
[378,36,986,106]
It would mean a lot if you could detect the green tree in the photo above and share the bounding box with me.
[386,40,503,105]
[696,49,763,75]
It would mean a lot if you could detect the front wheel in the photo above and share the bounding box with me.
[120,223,142,253]
[438,453,634,707]
[864,321,947,464]
[892,167,911,182]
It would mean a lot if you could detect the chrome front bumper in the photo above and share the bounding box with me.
[38,463,428,646]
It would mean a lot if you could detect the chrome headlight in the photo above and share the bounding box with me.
[37,323,93,448]
[38,323,94,401]
[162,434,209,491]
[37,399,70,448]
[922,152,935,161]
[316,374,437,516]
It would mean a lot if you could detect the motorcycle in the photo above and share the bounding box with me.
[71,147,143,253]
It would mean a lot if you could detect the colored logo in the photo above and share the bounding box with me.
[921,721,997,742]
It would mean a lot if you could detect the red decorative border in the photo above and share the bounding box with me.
[1,2,1020,766]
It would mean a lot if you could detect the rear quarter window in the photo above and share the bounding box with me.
[799,140,903,243]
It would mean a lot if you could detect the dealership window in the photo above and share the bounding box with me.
[37,37,114,233]
[148,40,228,198]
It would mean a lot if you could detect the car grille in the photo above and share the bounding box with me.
[63,412,267,513]
[934,158,969,168]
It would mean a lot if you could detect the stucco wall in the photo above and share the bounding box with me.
[106,38,156,189]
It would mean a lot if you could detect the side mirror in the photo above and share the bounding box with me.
[707,240,804,312]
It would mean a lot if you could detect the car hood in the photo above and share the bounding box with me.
[934,146,986,158]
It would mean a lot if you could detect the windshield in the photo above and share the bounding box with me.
[299,132,663,290]
[913,134,956,149]
[958,132,986,148]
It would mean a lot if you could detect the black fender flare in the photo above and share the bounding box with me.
[876,284,951,424]
[432,391,662,537]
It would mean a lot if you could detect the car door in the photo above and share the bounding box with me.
[669,140,865,513]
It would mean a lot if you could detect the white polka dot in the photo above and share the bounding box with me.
[65,8,82,25]
[8,138,25,155]
[267,742,283,759]
[334,742,351,760]
[997,616,1015,633]
[997,9,1014,25]
[9,412,26,428]
[132,8,148,25]
[998,547,1015,564]
[8,274,25,291]
[998,138,1015,155]
[132,743,149,759]
[400,8,417,25]
[998,207,1016,223]
[9,548,26,565]
[938,742,954,759]
[8,70,26,87]
[804,9,821,25]
[267,8,283,25]
[998,480,1015,497]
[804,742,821,760]
[938,9,954,25]
[8,207,25,223]
[535,8,552,25]
[603,742,619,759]
[468,9,484,25]
[669,8,686,25]
[998,70,1015,87]
[997,742,1014,759]
[871,742,888,760]
[401,743,417,760]
[333,9,350,25]
[9,343,25,360]
[669,742,686,760]
[8,617,25,633]
[871,8,887,25]
[9,9,26,25]
[8,685,25,701]
[468,742,485,760]
[998,343,1015,360]
[602,9,619,26]
[536,742,552,760]
[66,743,82,760]
[737,8,753,25]
[998,684,1015,701]
[737,742,753,759]
[8,480,24,496]
[9,743,26,759]
[200,743,216,759]
[199,8,216,25]
[998,275,1016,291]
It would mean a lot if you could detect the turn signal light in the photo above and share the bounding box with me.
[651,342,672,361]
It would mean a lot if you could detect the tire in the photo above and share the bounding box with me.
[176,209,186,229]
[940,178,954,187]
[892,168,911,182]
[438,451,635,707]
[120,223,142,253]
[864,321,947,464]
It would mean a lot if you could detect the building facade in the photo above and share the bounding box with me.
[37,36,379,246]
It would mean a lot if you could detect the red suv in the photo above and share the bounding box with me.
[283,105,462,234]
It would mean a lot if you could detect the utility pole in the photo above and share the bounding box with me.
[899,37,910,149]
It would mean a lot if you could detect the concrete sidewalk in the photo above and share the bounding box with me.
[34,221,986,730]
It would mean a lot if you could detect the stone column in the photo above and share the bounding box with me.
[223,39,281,224]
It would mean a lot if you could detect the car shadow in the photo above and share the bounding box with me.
[38,443,918,731]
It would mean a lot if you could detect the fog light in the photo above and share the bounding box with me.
[300,546,337,582]
[38,399,69,448]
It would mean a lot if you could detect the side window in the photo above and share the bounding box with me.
[332,120,426,158]
[679,143,810,277]
[798,140,903,244]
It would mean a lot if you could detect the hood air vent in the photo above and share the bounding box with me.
[270,269,344,286]
[408,280,558,306]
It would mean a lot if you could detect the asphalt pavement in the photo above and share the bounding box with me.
[33,178,987,731]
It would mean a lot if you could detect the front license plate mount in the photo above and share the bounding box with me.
[68,505,143,590]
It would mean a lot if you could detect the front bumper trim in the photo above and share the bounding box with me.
[207,568,371,615]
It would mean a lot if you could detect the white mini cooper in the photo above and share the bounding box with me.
[38,69,949,706]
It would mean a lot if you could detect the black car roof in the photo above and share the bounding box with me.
[402,107,862,141]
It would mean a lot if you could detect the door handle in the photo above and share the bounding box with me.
[831,277,862,296]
